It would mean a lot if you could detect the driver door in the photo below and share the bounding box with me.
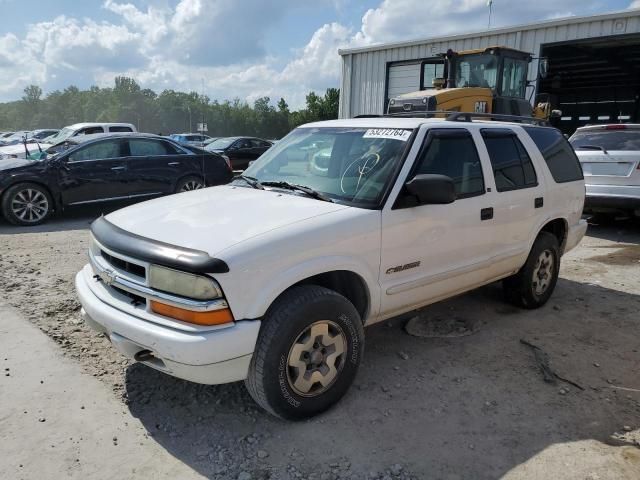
[379,128,498,319]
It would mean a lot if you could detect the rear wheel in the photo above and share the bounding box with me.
[175,176,205,193]
[1,182,53,226]
[245,285,364,420]
[503,232,560,309]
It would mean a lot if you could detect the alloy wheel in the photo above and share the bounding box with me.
[11,188,49,223]
[532,249,554,296]
[180,180,204,192]
[286,320,347,397]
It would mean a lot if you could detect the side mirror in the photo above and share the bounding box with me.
[405,174,456,205]
[538,58,549,79]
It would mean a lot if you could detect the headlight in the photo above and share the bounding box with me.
[389,99,395,105]
[148,264,223,300]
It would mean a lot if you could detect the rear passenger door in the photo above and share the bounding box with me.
[379,128,497,317]
[478,128,546,275]
[124,138,197,196]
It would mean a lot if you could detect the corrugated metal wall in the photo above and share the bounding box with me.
[339,11,640,118]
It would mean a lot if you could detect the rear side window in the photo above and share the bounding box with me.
[109,126,133,133]
[129,139,176,156]
[569,130,640,152]
[77,127,104,135]
[415,129,485,198]
[524,126,583,183]
[482,129,537,192]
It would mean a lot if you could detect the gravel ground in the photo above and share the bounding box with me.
[1,208,639,479]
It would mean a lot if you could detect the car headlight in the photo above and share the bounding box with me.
[148,264,223,300]
[389,99,396,105]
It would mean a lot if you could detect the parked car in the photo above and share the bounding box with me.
[0,131,31,146]
[0,123,136,161]
[169,133,212,148]
[0,133,232,226]
[29,129,60,141]
[205,136,272,170]
[569,124,640,218]
[75,116,586,419]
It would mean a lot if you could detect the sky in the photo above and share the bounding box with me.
[0,0,638,109]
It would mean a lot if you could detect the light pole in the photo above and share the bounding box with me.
[187,105,192,133]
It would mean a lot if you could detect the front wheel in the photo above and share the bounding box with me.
[245,285,364,420]
[503,231,560,309]
[1,182,53,226]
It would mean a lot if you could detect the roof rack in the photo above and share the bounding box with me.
[356,110,549,126]
[446,111,549,126]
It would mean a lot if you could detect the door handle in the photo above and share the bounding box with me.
[535,197,544,208]
[111,166,125,171]
[167,162,180,166]
[480,207,494,221]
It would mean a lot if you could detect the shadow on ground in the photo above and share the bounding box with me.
[124,279,640,479]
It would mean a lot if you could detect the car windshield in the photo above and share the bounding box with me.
[44,127,76,145]
[570,130,640,151]
[241,127,414,207]
[206,138,236,150]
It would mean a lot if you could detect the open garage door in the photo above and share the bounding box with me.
[539,34,640,134]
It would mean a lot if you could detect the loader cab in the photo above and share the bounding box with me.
[387,46,536,117]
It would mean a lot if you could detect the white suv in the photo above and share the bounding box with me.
[569,124,640,218]
[75,116,587,419]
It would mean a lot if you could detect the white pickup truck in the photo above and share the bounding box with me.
[75,115,587,419]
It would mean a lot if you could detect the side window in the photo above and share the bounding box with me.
[68,140,121,162]
[482,129,537,192]
[523,126,584,183]
[414,130,485,199]
[80,127,104,135]
[128,139,172,156]
[109,126,133,133]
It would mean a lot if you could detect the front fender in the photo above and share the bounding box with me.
[221,255,381,323]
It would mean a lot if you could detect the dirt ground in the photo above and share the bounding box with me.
[1,207,639,480]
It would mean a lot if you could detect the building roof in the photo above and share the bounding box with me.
[338,8,640,56]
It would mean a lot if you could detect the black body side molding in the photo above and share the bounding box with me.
[91,216,230,274]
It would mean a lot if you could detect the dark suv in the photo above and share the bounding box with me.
[0,133,232,226]
[205,137,272,170]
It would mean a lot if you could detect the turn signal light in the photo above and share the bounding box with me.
[150,301,234,326]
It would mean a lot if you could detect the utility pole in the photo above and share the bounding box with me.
[487,0,493,29]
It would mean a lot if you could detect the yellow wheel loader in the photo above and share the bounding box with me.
[387,46,556,120]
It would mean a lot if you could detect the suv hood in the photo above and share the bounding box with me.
[105,185,350,256]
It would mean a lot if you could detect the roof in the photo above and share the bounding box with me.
[64,132,160,144]
[339,8,640,56]
[575,124,640,131]
[64,122,135,130]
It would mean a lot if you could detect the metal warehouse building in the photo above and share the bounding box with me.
[338,9,640,132]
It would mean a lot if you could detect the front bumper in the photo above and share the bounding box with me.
[75,266,261,385]
[584,184,640,211]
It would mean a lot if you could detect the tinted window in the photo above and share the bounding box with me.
[129,139,175,156]
[500,57,528,98]
[69,140,121,162]
[109,126,133,133]
[524,126,583,183]
[570,130,640,152]
[482,130,537,192]
[414,130,485,198]
[79,127,104,135]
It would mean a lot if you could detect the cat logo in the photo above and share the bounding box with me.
[474,101,488,113]
[386,261,421,275]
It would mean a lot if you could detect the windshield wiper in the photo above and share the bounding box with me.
[261,181,333,203]
[575,144,608,154]
[237,174,264,189]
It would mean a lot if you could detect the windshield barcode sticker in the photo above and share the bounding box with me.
[363,129,412,141]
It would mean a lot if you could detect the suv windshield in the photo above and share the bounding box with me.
[242,127,414,207]
[570,130,640,151]
[45,127,75,145]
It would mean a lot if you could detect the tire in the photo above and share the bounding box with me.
[503,232,560,309]
[245,285,364,420]
[175,176,205,193]
[1,182,53,226]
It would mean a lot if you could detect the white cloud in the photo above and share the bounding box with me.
[629,0,640,8]
[0,0,632,109]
